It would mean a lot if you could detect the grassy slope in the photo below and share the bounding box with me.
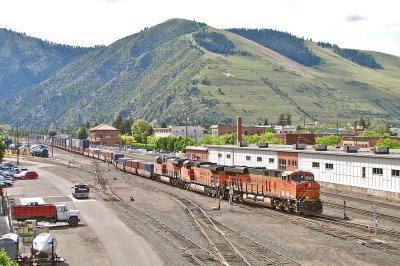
[3,19,400,127]
[306,42,400,121]
[190,33,400,125]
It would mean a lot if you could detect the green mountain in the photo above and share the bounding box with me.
[1,18,399,129]
[0,28,95,101]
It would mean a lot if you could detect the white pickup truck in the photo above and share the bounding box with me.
[71,183,90,199]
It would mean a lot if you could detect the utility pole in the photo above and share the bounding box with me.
[185,116,188,149]
[373,202,378,235]
[16,123,19,165]
[343,200,349,220]
[229,185,233,211]
[185,116,188,139]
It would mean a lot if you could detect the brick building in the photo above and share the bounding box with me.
[89,124,121,147]
[185,146,208,161]
[211,125,265,137]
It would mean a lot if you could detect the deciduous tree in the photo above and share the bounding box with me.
[76,126,88,139]
[315,135,341,146]
[132,119,152,144]
[375,138,400,149]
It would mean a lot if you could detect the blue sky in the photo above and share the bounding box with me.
[1,0,399,56]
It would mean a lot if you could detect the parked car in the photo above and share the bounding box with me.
[16,171,38,180]
[0,174,15,182]
[13,167,29,174]
[0,172,15,180]
[0,178,13,187]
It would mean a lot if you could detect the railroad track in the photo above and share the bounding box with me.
[176,198,250,265]
[322,190,400,211]
[94,162,303,265]
[323,201,400,224]
[312,215,400,240]
[91,161,225,266]
[176,198,302,266]
[244,205,400,257]
[42,149,400,260]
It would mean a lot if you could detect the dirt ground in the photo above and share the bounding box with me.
[8,150,400,266]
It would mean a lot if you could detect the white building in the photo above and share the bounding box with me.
[274,125,296,133]
[390,127,400,135]
[153,126,205,140]
[203,144,400,199]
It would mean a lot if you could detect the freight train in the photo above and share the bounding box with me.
[29,134,323,215]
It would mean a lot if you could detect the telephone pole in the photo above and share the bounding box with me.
[16,123,19,165]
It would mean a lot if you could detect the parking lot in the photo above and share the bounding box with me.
[1,155,162,266]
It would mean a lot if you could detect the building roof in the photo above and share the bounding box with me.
[185,146,208,151]
[89,124,118,132]
[205,144,400,160]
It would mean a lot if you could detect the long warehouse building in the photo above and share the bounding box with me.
[186,144,400,200]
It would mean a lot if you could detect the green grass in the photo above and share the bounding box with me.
[3,19,400,128]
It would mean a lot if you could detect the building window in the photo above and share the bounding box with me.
[325,163,333,170]
[218,153,222,158]
[257,157,262,162]
[292,160,297,167]
[392,170,400,177]
[246,156,251,161]
[373,168,383,175]
[312,162,320,168]
[279,159,287,170]
[362,167,366,178]
[269,158,274,163]
[227,154,231,159]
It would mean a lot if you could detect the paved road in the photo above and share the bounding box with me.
[6,158,163,266]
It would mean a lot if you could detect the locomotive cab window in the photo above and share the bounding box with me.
[291,175,302,182]
[304,175,314,181]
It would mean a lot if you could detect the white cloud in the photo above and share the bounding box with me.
[346,15,366,22]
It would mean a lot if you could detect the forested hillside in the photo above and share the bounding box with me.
[317,42,383,69]
[227,28,320,66]
[0,28,96,101]
[0,19,399,129]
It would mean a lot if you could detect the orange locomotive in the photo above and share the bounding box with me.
[156,158,323,215]
[228,167,322,215]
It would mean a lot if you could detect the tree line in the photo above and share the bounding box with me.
[317,42,383,69]
[228,28,321,66]
[192,32,235,55]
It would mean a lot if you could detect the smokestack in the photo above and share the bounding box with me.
[237,116,242,145]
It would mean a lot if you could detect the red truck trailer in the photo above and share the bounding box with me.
[11,204,81,226]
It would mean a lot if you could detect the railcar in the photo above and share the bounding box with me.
[33,135,323,215]
[116,158,131,171]
[125,159,142,175]
[154,157,186,185]
[137,161,154,178]
[181,161,228,196]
